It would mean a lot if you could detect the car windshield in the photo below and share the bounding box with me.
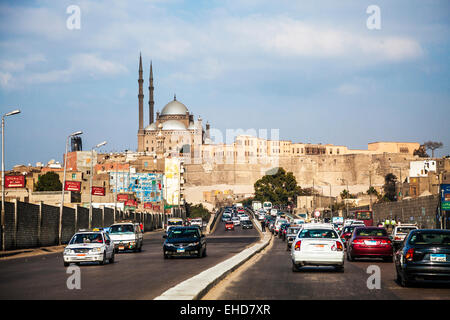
[409,232,450,245]
[355,229,387,237]
[396,227,416,234]
[168,220,183,226]
[298,229,338,239]
[109,224,134,234]
[168,229,200,239]
[288,228,300,234]
[70,233,103,244]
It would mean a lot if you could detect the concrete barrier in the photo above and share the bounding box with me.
[154,224,272,300]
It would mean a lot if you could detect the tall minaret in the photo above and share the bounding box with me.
[149,61,154,124]
[138,53,144,132]
[137,53,145,152]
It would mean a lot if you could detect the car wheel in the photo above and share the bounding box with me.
[99,252,106,265]
[164,253,168,259]
[292,262,301,272]
[109,252,115,264]
[347,251,353,262]
[64,261,70,267]
[202,247,207,257]
[335,265,344,273]
[399,271,412,288]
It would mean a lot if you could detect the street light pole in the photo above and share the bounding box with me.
[89,141,107,229]
[59,131,82,245]
[1,109,20,251]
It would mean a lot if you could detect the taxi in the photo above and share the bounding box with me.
[63,229,115,266]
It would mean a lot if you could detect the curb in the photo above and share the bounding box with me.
[154,231,272,300]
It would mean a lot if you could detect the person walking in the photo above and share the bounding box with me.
[261,219,266,232]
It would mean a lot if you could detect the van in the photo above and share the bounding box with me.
[166,218,184,233]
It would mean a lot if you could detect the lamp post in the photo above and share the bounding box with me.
[59,131,83,245]
[1,109,21,251]
[89,141,107,229]
[339,178,349,219]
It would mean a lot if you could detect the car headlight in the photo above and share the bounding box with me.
[64,249,72,254]
[165,243,174,247]
[91,247,102,253]
[188,242,200,246]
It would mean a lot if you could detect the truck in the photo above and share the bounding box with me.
[252,201,262,211]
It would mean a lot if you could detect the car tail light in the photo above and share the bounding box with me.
[294,240,302,251]
[405,248,414,261]
[380,239,392,245]
[395,236,402,241]
[336,241,343,251]
[352,239,364,245]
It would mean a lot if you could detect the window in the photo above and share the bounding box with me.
[72,173,76,179]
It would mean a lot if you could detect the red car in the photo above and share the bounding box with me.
[346,227,393,262]
[225,222,235,231]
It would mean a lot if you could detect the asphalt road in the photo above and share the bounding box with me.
[0,220,259,300]
[211,232,450,300]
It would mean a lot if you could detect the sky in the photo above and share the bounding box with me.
[0,0,449,169]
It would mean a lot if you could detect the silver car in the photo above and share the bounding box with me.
[286,227,301,250]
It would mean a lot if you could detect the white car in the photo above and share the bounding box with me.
[108,222,144,252]
[232,216,241,226]
[258,213,266,221]
[291,223,345,272]
[190,218,203,227]
[239,214,250,221]
[392,224,418,247]
[63,230,115,266]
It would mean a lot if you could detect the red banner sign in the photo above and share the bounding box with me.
[5,175,25,188]
[91,186,105,196]
[117,194,129,202]
[125,199,137,207]
[153,205,160,211]
[144,203,152,209]
[64,181,81,192]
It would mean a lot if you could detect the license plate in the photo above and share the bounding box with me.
[430,254,446,262]
[177,248,185,253]
[118,246,124,250]
[365,240,377,246]
[77,254,85,256]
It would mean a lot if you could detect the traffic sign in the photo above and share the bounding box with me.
[441,184,450,211]
[314,211,320,218]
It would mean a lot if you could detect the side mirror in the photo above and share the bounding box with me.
[105,240,110,245]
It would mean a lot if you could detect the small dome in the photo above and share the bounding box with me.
[162,120,187,131]
[160,99,188,116]
[144,123,157,131]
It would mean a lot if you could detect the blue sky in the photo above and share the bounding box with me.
[0,0,449,169]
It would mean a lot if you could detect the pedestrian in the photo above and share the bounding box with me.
[261,219,266,232]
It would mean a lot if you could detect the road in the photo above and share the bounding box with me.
[0,219,259,300]
[207,231,450,300]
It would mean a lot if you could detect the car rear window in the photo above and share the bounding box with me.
[396,227,416,234]
[409,232,450,245]
[355,229,387,237]
[298,229,338,239]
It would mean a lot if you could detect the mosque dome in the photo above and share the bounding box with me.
[160,97,188,116]
[161,120,187,131]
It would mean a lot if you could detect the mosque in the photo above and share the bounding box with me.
[136,54,210,159]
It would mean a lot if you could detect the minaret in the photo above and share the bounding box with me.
[149,61,154,124]
[137,53,145,152]
[138,53,144,132]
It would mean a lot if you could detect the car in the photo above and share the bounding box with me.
[291,223,344,272]
[392,224,418,249]
[279,223,290,240]
[340,225,359,247]
[239,214,250,221]
[225,221,235,231]
[232,216,241,226]
[163,226,207,258]
[346,227,393,262]
[165,217,184,233]
[273,218,288,236]
[241,220,253,229]
[222,213,232,222]
[286,226,301,250]
[190,218,203,228]
[394,229,450,287]
[108,222,144,253]
[63,230,115,266]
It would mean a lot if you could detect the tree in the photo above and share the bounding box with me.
[413,145,429,158]
[382,173,398,202]
[423,141,443,158]
[34,171,62,191]
[254,167,301,205]
[185,203,211,221]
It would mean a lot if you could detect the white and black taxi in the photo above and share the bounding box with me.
[63,229,115,266]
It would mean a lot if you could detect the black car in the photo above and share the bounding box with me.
[163,227,207,259]
[395,229,450,287]
[241,220,253,229]
[279,223,290,240]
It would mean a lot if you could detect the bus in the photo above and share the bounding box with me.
[347,210,373,227]
[263,201,272,212]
